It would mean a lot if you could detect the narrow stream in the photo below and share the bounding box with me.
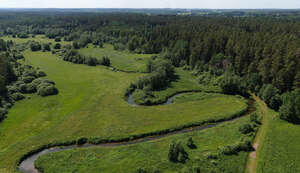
[19,92,255,173]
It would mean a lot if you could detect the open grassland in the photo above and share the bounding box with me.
[0,50,248,172]
[3,35,156,72]
[79,44,156,72]
[256,100,300,173]
[35,115,251,173]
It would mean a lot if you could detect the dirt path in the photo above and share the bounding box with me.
[245,95,269,173]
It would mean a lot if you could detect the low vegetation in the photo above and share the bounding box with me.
[35,115,255,173]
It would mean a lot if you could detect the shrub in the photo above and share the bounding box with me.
[7,85,19,94]
[238,123,253,134]
[21,76,35,83]
[0,107,8,116]
[168,141,188,163]
[32,78,43,86]
[10,92,25,101]
[168,141,179,162]
[30,42,42,51]
[43,43,51,51]
[19,84,27,93]
[73,41,80,49]
[187,137,197,149]
[77,137,88,145]
[0,108,7,121]
[85,56,98,66]
[37,83,58,97]
[37,71,46,77]
[99,56,111,66]
[14,54,24,60]
[25,83,37,93]
[54,43,61,49]
[250,112,260,124]
[220,145,237,155]
[220,137,253,155]
[55,37,61,42]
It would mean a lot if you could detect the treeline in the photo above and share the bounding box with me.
[62,49,110,67]
[1,13,299,93]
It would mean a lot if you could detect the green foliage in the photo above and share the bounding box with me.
[279,90,300,123]
[10,92,25,101]
[55,37,61,42]
[220,72,248,97]
[54,43,61,49]
[0,39,7,51]
[37,82,58,97]
[250,112,260,124]
[168,141,189,163]
[186,137,197,149]
[30,41,42,51]
[99,56,111,67]
[259,84,282,111]
[136,58,175,91]
[17,32,29,38]
[77,137,88,145]
[43,43,51,51]
[238,123,253,134]
[37,71,46,77]
[219,137,253,155]
[63,49,100,66]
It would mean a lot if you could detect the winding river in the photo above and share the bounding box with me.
[19,92,255,173]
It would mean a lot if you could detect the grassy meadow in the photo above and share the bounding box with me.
[35,115,252,173]
[0,38,248,172]
[79,44,156,72]
[256,103,300,173]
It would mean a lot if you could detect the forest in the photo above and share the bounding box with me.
[0,9,300,173]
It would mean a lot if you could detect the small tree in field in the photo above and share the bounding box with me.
[168,141,189,163]
[186,137,197,149]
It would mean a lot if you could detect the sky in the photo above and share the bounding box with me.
[0,0,300,9]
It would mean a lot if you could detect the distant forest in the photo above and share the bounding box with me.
[0,11,299,122]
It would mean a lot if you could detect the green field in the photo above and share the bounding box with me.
[35,115,252,173]
[256,103,300,173]
[0,42,248,172]
[79,44,156,72]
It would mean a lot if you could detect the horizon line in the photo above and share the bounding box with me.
[0,7,300,10]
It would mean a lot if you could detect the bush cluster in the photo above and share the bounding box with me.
[63,49,111,67]
[238,123,254,134]
[136,58,175,91]
[219,137,253,155]
[30,41,42,51]
[168,141,189,163]
[258,84,282,111]
[219,72,248,97]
